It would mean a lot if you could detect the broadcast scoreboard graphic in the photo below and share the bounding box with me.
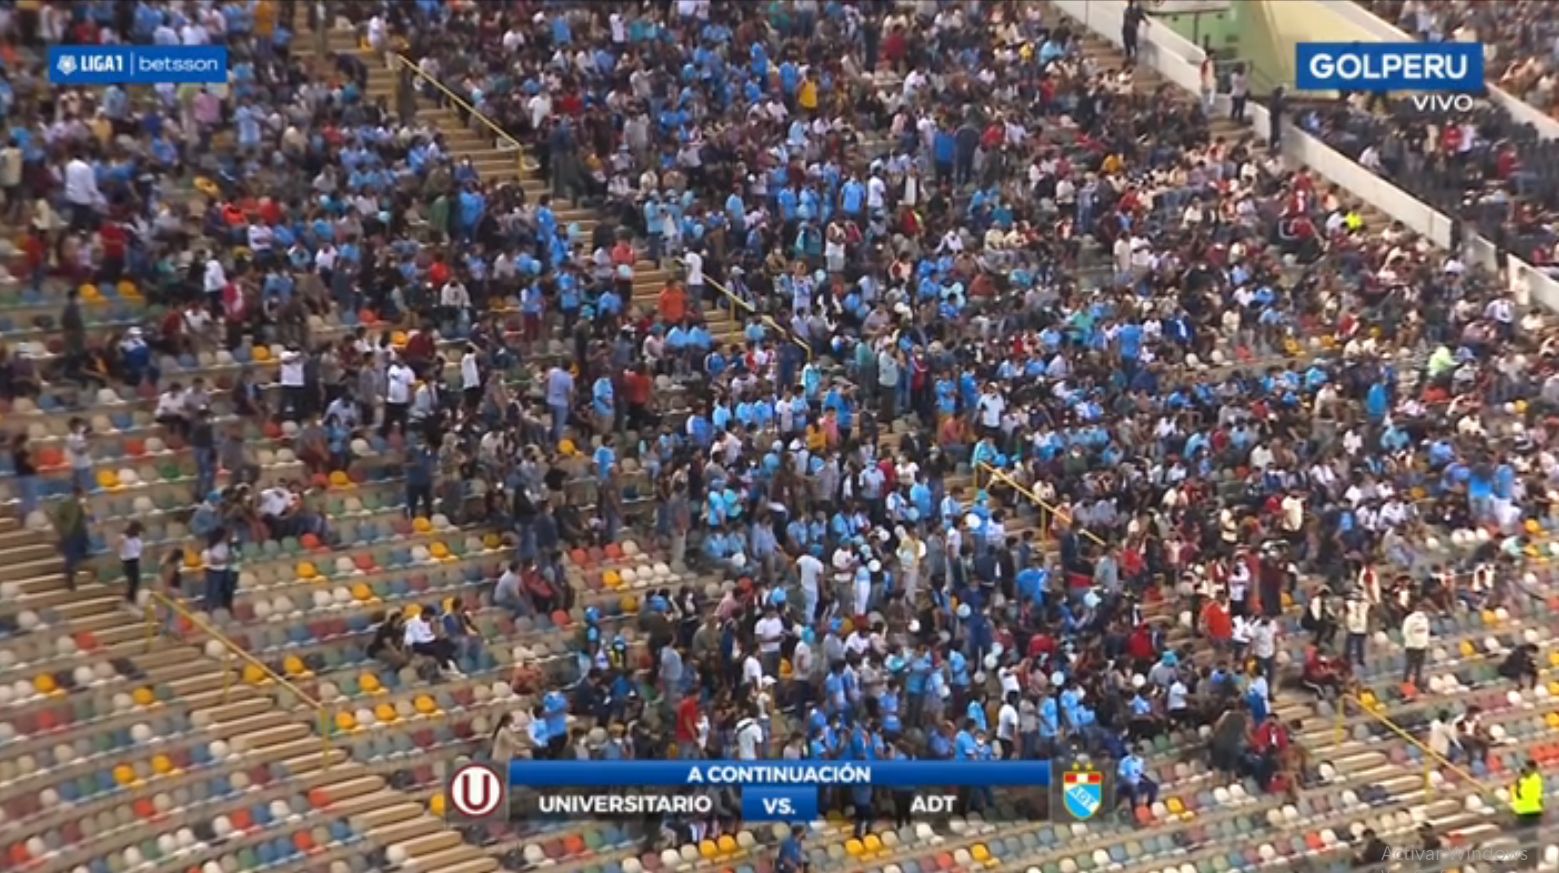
[446,761,1112,824]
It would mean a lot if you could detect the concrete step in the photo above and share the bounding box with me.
[371,815,445,846]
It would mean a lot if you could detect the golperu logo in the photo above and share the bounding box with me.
[1295,42,1484,93]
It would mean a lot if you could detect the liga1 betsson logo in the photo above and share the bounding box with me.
[48,46,226,84]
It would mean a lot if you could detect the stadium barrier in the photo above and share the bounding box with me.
[391,51,527,173]
[144,589,335,769]
[1339,693,1492,804]
[973,461,1107,547]
[670,256,813,359]
[1052,0,1559,311]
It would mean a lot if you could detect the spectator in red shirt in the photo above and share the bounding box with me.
[675,694,702,759]
[1201,595,1234,650]
[622,364,653,431]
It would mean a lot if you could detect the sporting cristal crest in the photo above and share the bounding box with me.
[1062,768,1103,820]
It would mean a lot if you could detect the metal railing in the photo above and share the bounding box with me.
[1337,692,1491,803]
[670,257,813,359]
[144,590,334,769]
[391,52,525,176]
[974,461,1108,547]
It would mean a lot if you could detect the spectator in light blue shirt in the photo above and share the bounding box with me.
[1116,746,1157,810]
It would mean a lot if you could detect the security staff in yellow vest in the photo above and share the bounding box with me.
[1511,759,1544,826]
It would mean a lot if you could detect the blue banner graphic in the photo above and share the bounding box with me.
[509,760,1054,788]
[48,46,228,85]
[741,787,820,822]
[1295,42,1484,92]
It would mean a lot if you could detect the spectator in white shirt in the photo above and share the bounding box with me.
[155,383,191,437]
[403,604,462,675]
[734,704,765,760]
[1401,604,1431,688]
[279,348,307,420]
[63,152,103,229]
[383,357,415,436]
[460,345,484,409]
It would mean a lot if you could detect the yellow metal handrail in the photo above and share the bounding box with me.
[976,461,1107,547]
[1338,692,1491,802]
[391,52,524,167]
[144,590,333,768]
[671,258,812,359]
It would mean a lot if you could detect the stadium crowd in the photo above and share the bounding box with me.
[1358,0,1559,118]
[3,0,1557,856]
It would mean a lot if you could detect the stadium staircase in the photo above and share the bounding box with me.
[306,23,747,353]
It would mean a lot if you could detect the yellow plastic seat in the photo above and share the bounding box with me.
[392,331,408,347]
[329,471,351,488]
[1167,797,1185,815]
[352,583,372,602]
[863,834,883,853]
[283,655,305,676]
[414,695,436,715]
[698,841,717,860]
[429,793,446,816]
[483,533,501,549]
[603,570,622,588]
[375,703,397,723]
[113,764,135,785]
[152,754,174,775]
[1545,712,1559,731]
[335,712,356,731]
[183,550,202,569]
[360,673,382,693]
[844,839,864,858]
[97,470,120,489]
[132,687,155,707]
[251,345,271,362]
[298,562,317,580]
[243,664,266,684]
[619,595,638,613]
[430,542,450,560]
[1481,609,1499,626]
[1459,640,1477,658]
[971,844,991,863]
[717,835,737,855]
[558,439,577,456]
[34,674,57,694]
[413,517,432,534]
